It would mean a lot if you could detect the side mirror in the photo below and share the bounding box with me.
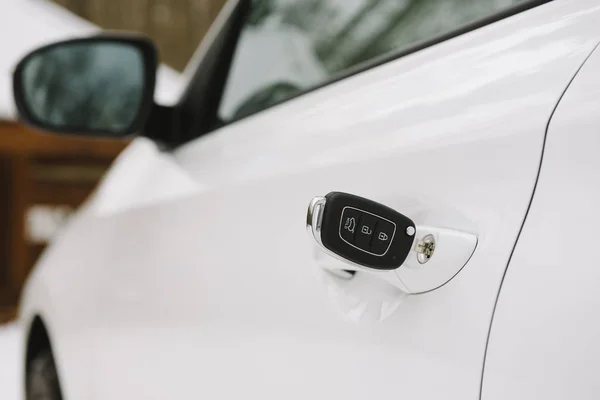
[13,35,158,137]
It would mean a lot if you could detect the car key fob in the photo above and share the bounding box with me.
[307,192,416,270]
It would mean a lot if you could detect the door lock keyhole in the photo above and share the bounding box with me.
[416,234,436,264]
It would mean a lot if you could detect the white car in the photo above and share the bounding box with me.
[11,0,600,399]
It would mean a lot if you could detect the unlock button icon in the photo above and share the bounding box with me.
[370,219,396,255]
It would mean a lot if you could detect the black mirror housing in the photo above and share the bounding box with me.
[13,34,158,138]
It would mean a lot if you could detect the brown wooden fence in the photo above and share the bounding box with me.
[51,0,227,70]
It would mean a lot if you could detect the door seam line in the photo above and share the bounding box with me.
[478,39,600,400]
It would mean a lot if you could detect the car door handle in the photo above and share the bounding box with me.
[307,192,477,294]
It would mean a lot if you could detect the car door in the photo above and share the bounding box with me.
[481,36,600,400]
[79,0,600,399]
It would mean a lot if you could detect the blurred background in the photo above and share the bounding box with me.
[0,0,226,324]
[50,0,226,71]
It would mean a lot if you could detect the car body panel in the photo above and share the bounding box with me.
[16,1,600,399]
[482,40,600,400]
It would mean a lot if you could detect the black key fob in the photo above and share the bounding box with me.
[307,192,416,270]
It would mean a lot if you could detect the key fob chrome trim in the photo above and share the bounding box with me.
[307,195,372,273]
[306,196,327,247]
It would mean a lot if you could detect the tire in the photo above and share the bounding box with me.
[26,349,63,400]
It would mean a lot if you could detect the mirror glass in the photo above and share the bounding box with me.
[19,42,146,135]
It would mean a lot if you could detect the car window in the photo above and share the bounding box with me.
[217,0,537,123]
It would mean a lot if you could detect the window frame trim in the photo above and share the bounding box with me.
[182,0,553,146]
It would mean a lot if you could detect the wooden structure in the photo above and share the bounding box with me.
[0,120,128,322]
[51,0,227,71]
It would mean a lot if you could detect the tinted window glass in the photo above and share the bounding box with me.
[218,0,531,122]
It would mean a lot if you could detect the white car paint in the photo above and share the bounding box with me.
[0,323,23,400]
[15,1,600,400]
[482,38,600,400]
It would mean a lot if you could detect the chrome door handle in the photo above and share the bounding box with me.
[307,192,478,294]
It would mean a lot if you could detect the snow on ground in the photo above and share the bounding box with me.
[0,323,23,400]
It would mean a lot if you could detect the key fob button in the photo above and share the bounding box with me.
[355,213,377,252]
[339,207,361,245]
[317,192,416,270]
[370,219,396,255]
